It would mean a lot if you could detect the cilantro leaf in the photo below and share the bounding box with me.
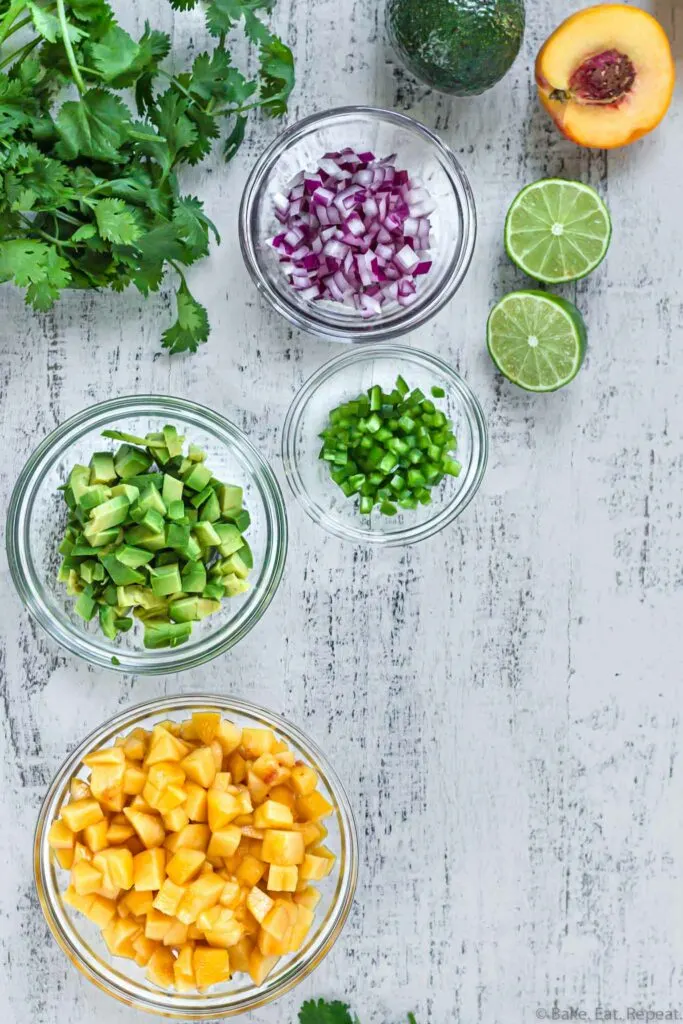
[223,114,246,162]
[0,76,35,138]
[89,25,141,83]
[55,89,131,162]
[173,195,220,259]
[94,198,143,244]
[25,245,72,310]
[259,36,295,116]
[28,1,86,44]
[205,0,275,44]
[161,280,209,354]
[187,48,256,108]
[299,1000,358,1024]
[0,240,71,310]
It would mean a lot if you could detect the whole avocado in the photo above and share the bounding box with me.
[386,0,525,96]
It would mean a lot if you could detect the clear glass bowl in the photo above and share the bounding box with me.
[239,106,476,342]
[6,396,287,674]
[34,694,358,1019]
[282,345,488,545]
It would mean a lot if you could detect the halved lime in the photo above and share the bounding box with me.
[487,290,587,392]
[505,178,611,283]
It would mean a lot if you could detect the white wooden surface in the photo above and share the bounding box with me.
[1,1,683,1022]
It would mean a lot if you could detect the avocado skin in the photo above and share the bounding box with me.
[386,0,525,96]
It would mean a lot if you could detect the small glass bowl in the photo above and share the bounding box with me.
[282,345,488,545]
[6,396,287,674]
[34,694,358,1019]
[239,106,476,342]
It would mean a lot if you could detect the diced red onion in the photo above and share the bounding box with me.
[269,150,434,316]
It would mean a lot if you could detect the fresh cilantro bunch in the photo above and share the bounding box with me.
[0,0,294,352]
[299,1000,418,1023]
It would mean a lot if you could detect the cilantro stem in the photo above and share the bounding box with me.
[17,213,80,250]
[0,35,40,71]
[55,0,85,93]
[0,0,27,47]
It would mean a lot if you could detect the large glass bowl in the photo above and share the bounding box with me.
[34,694,358,1018]
[282,345,488,545]
[6,396,287,674]
[239,106,476,342]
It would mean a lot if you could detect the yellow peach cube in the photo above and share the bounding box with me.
[191,712,221,745]
[166,848,206,885]
[207,827,242,860]
[133,848,166,891]
[131,934,158,967]
[146,947,175,989]
[236,855,266,888]
[145,726,189,766]
[61,798,104,833]
[216,719,242,755]
[162,806,189,833]
[246,886,274,924]
[228,751,247,784]
[248,947,278,986]
[293,886,322,911]
[162,919,189,947]
[123,765,147,796]
[153,878,187,916]
[89,762,126,812]
[123,809,166,849]
[48,820,75,850]
[267,865,298,892]
[184,782,208,823]
[63,885,94,916]
[193,945,231,989]
[83,894,117,928]
[261,830,304,867]
[181,747,216,789]
[207,790,241,831]
[145,907,175,941]
[295,792,334,821]
[241,729,276,759]
[299,852,334,881]
[253,800,294,830]
[176,872,225,925]
[55,848,75,870]
[71,860,103,896]
[268,785,296,810]
[289,764,318,797]
[94,848,134,890]
[83,745,125,768]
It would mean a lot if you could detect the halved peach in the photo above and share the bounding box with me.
[536,5,675,149]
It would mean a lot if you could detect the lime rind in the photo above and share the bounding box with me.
[504,178,612,284]
[487,289,587,392]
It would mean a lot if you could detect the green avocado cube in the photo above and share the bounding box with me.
[162,474,184,505]
[235,540,253,569]
[202,581,224,601]
[143,619,192,649]
[114,444,153,480]
[110,483,140,504]
[84,495,130,537]
[215,483,243,515]
[185,534,202,561]
[181,560,206,594]
[68,465,91,502]
[166,500,186,522]
[125,472,163,491]
[149,563,182,597]
[169,597,200,623]
[221,551,250,580]
[196,598,221,619]
[226,509,251,533]
[214,523,244,557]
[201,491,221,523]
[115,545,155,569]
[182,462,213,492]
[135,483,166,517]
[125,524,167,551]
[195,521,221,547]
[190,484,213,509]
[188,443,205,462]
[139,508,165,535]
[89,452,117,485]
[167,523,190,552]
[85,526,123,549]
[78,484,112,510]
[98,604,117,640]
[162,425,184,459]
[223,573,249,597]
[74,588,97,620]
[101,554,146,586]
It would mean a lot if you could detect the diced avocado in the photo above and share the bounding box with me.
[110,483,140,504]
[74,589,97,620]
[202,581,224,601]
[221,551,250,580]
[154,550,177,567]
[83,495,130,536]
[89,452,117,485]
[195,521,221,547]
[68,465,91,502]
[59,537,74,557]
[57,560,71,582]
[190,484,214,509]
[182,462,213,492]
[101,429,148,445]
[196,598,221,619]
[166,500,185,521]
[215,483,243,515]
[77,484,112,510]
[169,596,200,623]
[101,554,146,587]
[78,559,97,584]
[167,523,190,551]
[124,524,167,551]
[98,604,117,639]
[188,443,206,462]
[162,425,184,459]
[223,572,249,597]
[114,616,133,632]
[139,508,165,535]
[185,534,202,561]
[135,483,166,517]
[117,585,167,612]
[184,508,198,526]
[162,473,184,505]
[84,526,122,549]
[214,522,244,557]
[115,544,155,569]
[181,560,206,594]
[114,443,153,480]
[149,563,182,597]
[235,539,253,569]
[201,491,221,523]
[125,472,163,490]
[102,584,119,606]
[226,508,251,533]
[66,569,82,595]
[143,619,192,649]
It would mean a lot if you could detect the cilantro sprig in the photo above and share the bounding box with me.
[299,1000,418,1023]
[0,0,294,352]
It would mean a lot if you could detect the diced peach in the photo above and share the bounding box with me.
[252,754,290,787]
[123,890,154,917]
[261,899,296,941]
[216,719,242,755]
[132,934,159,967]
[275,750,296,768]
[153,878,187,916]
[83,819,110,853]
[253,800,294,830]
[147,947,175,989]
[207,827,241,860]
[69,778,91,802]
[229,936,253,974]
[162,806,189,833]
[289,764,318,797]
[299,852,334,881]
[89,762,126,812]
[133,848,166,891]
[63,885,94,915]
[248,948,278,986]
[176,872,225,925]
[219,880,242,909]
[211,772,231,792]
[94,848,134,890]
[184,782,208,823]
[294,885,322,911]
[61,798,104,833]
[228,751,247,784]
[145,726,189,766]
[155,785,188,815]
[167,848,206,885]
[162,919,189,947]
[207,790,241,831]
[108,916,142,955]
[293,821,324,847]
[55,848,75,870]
[123,731,147,762]
[72,842,91,865]
[295,792,334,821]
[267,865,298,892]
[181,747,216,789]
[128,795,156,814]
[257,929,288,957]
[193,945,230,989]
[147,762,186,791]
[145,907,175,941]
[241,729,276,759]
[124,808,166,849]
[289,903,315,951]
[48,820,75,850]
[107,821,135,845]
[236,855,266,887]
[191,711,221,745]
[268,785,296,810]
[210,739,223,771]
[261,830,304,867]
[166,823,210,854]
[72,860,103,895]
[205,920,244,949]
[246,887,274,924]
[83,745,125,768]
[83,894,117,928]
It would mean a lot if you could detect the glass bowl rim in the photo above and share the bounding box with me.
[238,104,477,342]
[281,344,489,546]
[6,394,288,675]
[34,692,359,1019]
